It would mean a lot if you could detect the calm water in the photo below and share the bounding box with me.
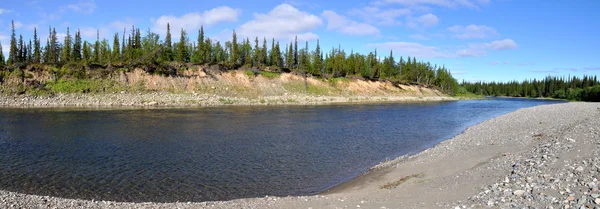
[0,98,564,202]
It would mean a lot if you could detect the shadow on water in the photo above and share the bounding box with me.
[0,98,565,202]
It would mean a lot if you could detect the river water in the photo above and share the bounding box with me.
[0,98,565,202]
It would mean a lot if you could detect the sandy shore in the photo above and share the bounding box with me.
[0,93,456,108]
[1,102,599,208]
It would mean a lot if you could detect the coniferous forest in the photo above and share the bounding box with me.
[460,75,600,102]
[0,20,460,95]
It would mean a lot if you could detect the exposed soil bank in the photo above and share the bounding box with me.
[1,102,599,208]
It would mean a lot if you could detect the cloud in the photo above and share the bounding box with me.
[409,33,430,40]
[529,70,559,74]
[0,33,8,41]
[553,67,578,72]
[447,24,498,39]
[238,4,322,41]
[407,13,439,28]
[367,42,453,58]
[348,7,411,25]
[584,67,600,71]
[484,39,517,50]
[0,8,10,15]
[322,10,379,36]
[152,6,241,37]
[457,39,518,57]
[67,0,96,14]
[374,0,491,10]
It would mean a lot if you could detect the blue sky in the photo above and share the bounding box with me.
[0,0,598,82]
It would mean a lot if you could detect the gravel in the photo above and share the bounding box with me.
[0,93,455,108]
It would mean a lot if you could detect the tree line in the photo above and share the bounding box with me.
[0,20,460,94]
[461,75,600,101]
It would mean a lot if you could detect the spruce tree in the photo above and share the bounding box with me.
[270,38,275,67]
[61,27,72,63]
[293,36,298,69]
[0,42,5,67]
[253,37,259,67]
[163,23,173,62]
[8,20,17,65]
[112,33,120,63]
[93,30,100,63]
[312,39,322,75]
[231,30,238,66]
[261,37,267,65]
[82,41,91,63]
[71,30,82,62]
[33,28,41,64]
[197,26,205,64]
[27,40,32,63]
[177,28,188,63]
[286,42,293,68]
[18,35,24,63]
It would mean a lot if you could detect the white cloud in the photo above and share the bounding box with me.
[374,0,490,10]
[322,10,379,36]
[447,24,498,39]
[407,13,439,28]
[67,0,96,14]
[458,39,518,57]
[152,6,241,37]
[0,8,10,15]
[238,4,322,41]
[0,33,8,41]
[409,33,430,40]
[12,21,24,29]
[367,42,453,58]
[348,7,411,25]
[484,38,517,50]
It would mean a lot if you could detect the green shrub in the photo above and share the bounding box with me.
[45,79,117,93]
[245,70,255,77]
[259,71,280,79]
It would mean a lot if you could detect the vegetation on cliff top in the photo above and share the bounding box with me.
[0,20,460,96]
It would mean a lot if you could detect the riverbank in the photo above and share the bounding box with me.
[1,102,599,208]
[0,92,456,108]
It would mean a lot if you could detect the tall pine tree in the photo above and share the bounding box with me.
[8,20,17,66]
[33,28,41,64]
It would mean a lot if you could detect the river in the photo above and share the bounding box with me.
[0,98,565,202]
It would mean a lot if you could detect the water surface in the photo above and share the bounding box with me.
[0,98,564,202]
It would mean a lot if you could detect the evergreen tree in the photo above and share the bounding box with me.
[33,28,41,64]
[177,28,188,63]
[27,40,32,63]
[8,20,17,65]
[0,42,5,68]
[82,41,91,63]
[163,23,173,62]
[293,36,298,68]
[112,33,120,63]
[243,38,252,66]
[49,27,59,64]
[312,39,322,75]
[286,42,293,68]
[18,35,23,63]
[231,30,238,66]
[261,37,267,65]
[93,30,100,63]
[61,27,72,63]
[196,26,205,64]
[253,37,260,67]
[273,41,282,68]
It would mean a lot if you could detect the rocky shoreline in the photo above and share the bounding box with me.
[1,102,599,209]
[0,92,456,108]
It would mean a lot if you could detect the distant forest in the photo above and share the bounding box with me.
[461,75,600,102]
[0,20,460,94]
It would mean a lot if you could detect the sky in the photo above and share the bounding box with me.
[0,0,598,82]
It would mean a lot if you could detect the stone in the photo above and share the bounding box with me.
[595,198,600,204]
[567,196,575,201]
[148,101,158,106]
[575,166,584,172]
[514,190,526,196]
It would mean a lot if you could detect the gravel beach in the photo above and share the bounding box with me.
[1,102,598,209]
[0,93,455,108]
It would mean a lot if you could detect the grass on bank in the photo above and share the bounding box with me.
[259,71,281,79]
